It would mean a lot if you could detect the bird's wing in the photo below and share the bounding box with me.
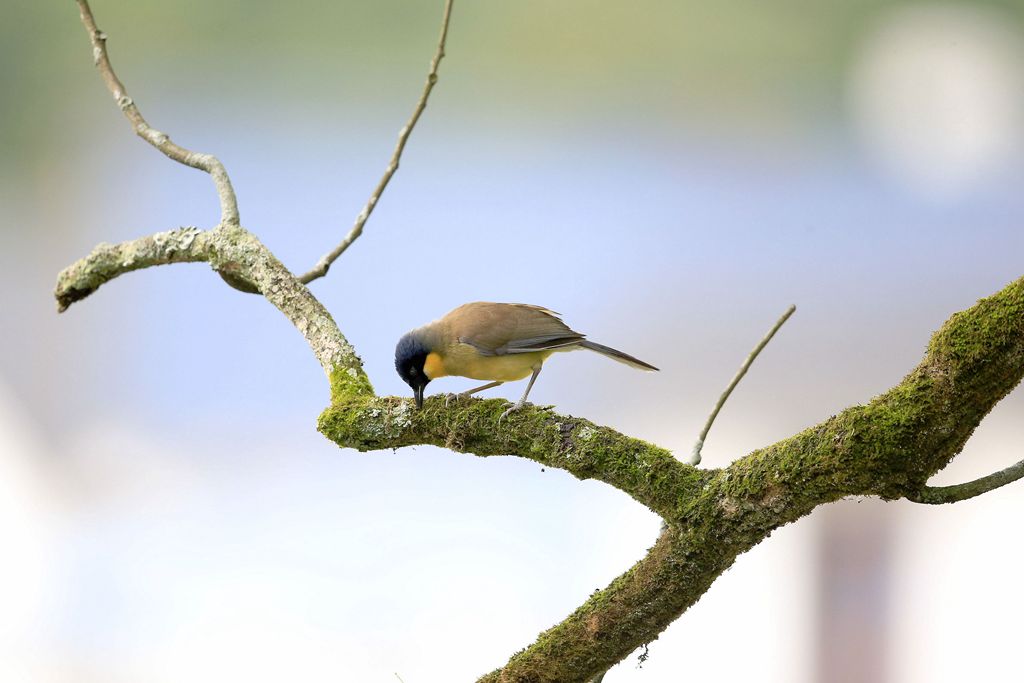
[450,302,585,356]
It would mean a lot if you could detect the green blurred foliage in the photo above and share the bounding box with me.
[3,0,1024,163]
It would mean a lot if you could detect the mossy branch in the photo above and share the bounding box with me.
[59,3,1024,682]
[318,388,710,520]
[316,277,1024,683]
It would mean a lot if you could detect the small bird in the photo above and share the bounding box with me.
[395,302,658,414]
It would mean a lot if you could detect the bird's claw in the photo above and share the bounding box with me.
[498,401,530,425]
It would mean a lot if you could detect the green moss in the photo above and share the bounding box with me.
[328,365,375,403]
[319,392,704,520]
[928,277,1024,374]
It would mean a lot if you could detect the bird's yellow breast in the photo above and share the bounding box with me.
[426,345,554,382]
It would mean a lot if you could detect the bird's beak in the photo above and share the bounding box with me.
[414,383,425,410]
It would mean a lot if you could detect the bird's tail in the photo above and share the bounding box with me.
[579,340,659,371]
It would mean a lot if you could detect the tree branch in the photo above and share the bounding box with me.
[55,214,1011,683]
[75,0,240,226]
[298,0,455,284]
[905,458,1024,504]
[55,224,369,383]
[690,304,795,465]
[460,277,1024,682]
[54,226,208,312]
[475,526,698,683]
[319,393,709,521]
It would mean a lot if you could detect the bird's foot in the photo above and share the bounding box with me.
[498,401,530,425]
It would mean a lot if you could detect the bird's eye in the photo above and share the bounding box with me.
[410,368,418,376]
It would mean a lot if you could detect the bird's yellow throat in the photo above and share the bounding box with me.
[423,352,446,379]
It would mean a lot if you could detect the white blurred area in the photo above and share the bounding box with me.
[5,381,1022,681]
[0,382,60,682]
[0,379,822,682]
[848,3,1024,201]
[2,0,1024,681]
[890,392,1024,683]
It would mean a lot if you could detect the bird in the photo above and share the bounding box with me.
[394,302,658,415]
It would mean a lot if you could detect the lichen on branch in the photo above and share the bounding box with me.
[54,224,370,384]
[54,226,208,312]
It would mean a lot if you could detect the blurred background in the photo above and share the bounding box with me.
[2,0,1024,680]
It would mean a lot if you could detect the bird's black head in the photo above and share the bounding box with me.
[395,332,431,409]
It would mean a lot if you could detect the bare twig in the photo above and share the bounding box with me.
[688,304,796,465]
[298,0,455,284]
[75,0,240,226]
[905,458,1024,504]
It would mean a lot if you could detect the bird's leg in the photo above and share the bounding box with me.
[516,366,542,407]
[445,381,504,407]
[462,380,504,398]
[500,366,542,422]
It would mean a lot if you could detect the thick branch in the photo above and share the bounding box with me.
[298,0,455,283]
[75,0,240,225]
[905,458,1024,504]
[458,275,1024,682]
[475,527,707,683]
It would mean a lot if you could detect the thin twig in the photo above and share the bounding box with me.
[905,458,1024,504]
[689,305,796,465]
[298,0,455,284]
[75,0,240,226]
